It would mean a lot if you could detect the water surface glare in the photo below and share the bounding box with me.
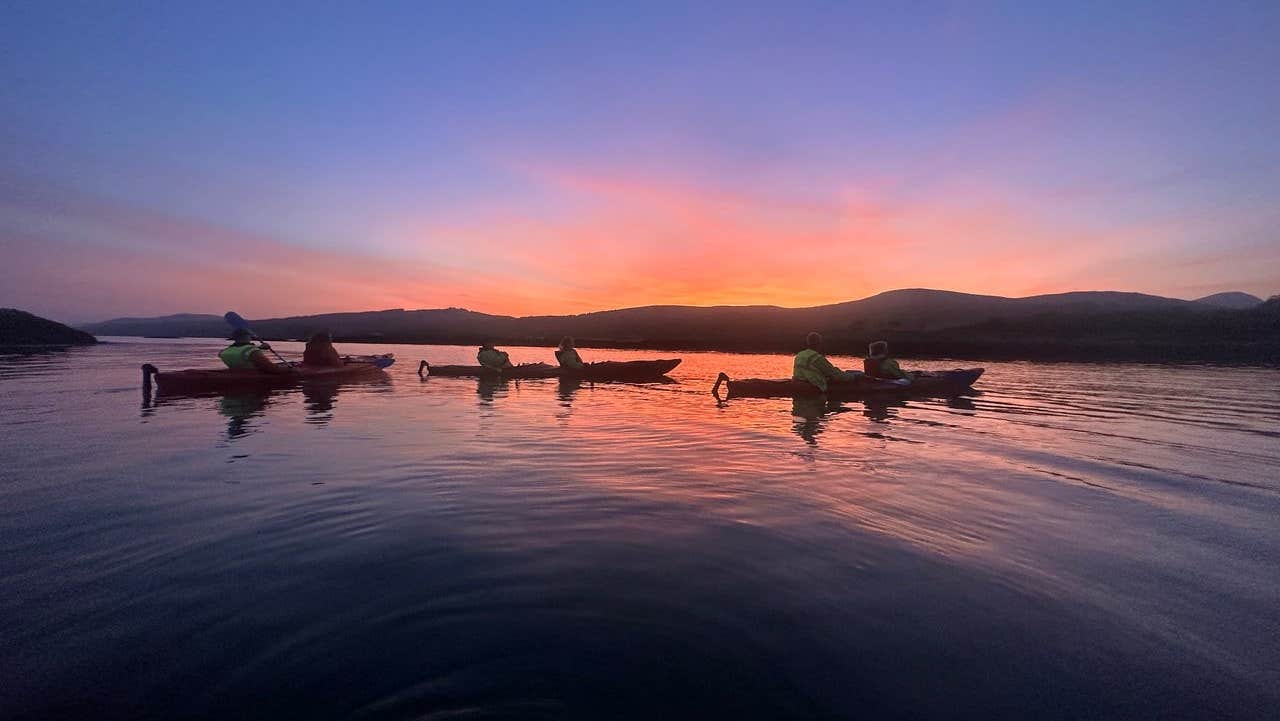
[2,339,1278,720]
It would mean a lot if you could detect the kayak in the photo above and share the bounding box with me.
[714,368,984,399]
[342,354,396,368]
[143,355,394,394]
[420,358,681,381]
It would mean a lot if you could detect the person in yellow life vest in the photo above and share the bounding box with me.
[219,328,292,374]
[864,340,911,385]
[793,332,851,392]
[477,342,513,371]
[555,336,585,369]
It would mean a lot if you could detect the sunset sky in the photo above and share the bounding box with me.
[3,2,1278,323]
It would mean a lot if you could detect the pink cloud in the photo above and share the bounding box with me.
[4,154,1276,324]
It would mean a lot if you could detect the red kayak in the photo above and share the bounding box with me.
[143,355,394,394]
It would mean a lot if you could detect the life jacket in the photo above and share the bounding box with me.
[793,348,831,391]
[219,343,260,370]
[864,357,905,380]
[556,347,584,369]
[303,342,340,366]
[863,357,883,378]
[477,348,510,370]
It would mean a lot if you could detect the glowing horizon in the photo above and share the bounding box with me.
[3,3,1278,324]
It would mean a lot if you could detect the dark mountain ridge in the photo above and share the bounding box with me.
[79,288,1279,363]
[1192,292,1264,309]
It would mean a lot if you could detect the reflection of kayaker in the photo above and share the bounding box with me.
[555,336,585,369]
[793,332,852,392]
[219,328,295,375]
[219,390,272,441]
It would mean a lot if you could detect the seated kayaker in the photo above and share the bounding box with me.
[864,340,910,385]
[302,332,343,367]
[477,342,514,371]
[793,332,851,393]
[219,328,292,374]
[555,336,585,369]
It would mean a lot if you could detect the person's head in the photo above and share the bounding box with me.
[307,331,332,347]
[805,332,822,351]
[480,341,495,351]
[229,328,252,344]
[868,340,889,359]
[559,336,575,350]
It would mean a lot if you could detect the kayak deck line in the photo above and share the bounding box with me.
[713,368,985,400]
[418,358,681,381]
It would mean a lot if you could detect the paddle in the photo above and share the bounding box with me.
[223,311,293,367]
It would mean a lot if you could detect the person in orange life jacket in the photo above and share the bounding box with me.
[864,340,911,385]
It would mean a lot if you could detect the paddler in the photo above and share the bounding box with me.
[793,332,852,392]
[302,331,343,367]
[477,342,514,371]
[219,328,293,374]
[864,340,911,385]
[554,336,585,369]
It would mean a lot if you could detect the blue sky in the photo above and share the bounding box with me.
[2,1,1278,321]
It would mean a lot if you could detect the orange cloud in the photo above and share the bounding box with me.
[408,165,1123,310]
[5,158,1276,324]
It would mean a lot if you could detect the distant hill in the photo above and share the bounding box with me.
[1,309,98,346]
[80,313,225,338]
[79,289,1280,362]
[1193,292,1263,309]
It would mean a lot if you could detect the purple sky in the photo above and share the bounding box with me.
[2,2,1278,322]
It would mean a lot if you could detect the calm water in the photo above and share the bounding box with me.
[2,338,1278,720]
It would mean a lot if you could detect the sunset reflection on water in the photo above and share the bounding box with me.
[2,339,1278,720]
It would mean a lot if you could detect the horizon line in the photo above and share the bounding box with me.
[77,286,1271,325]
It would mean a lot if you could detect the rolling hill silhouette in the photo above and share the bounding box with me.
[81,288,1278,362]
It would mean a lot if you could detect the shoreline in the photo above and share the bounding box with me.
[93,334,1280,367]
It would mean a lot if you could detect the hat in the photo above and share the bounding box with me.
[868,340,888,359]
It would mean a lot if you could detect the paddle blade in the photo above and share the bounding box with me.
[224,312,251,331]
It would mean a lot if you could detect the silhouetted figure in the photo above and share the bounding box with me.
[555,336,585,369]
[793,332,851,392]
[219,328,291,374]
[477,343,513,371]
[863,340,910,385]
[303,332,343,367]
